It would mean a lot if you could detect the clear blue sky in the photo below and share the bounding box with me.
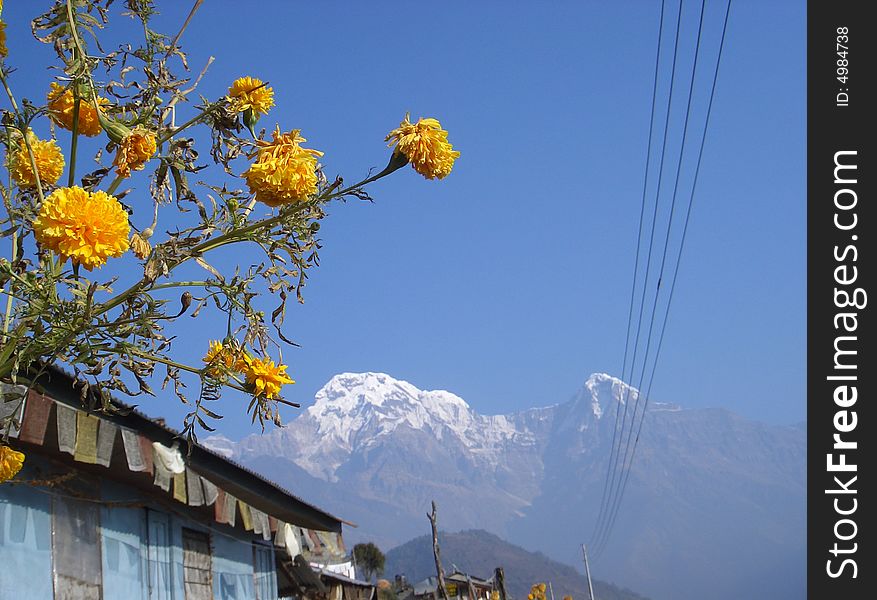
[4,1,805,439]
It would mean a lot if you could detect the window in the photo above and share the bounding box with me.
[253,543,278,600]
[147,510,173,600]
[182,528,213,600]
[53,494,103,599]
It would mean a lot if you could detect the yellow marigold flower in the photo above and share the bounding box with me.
[113,126,157,178]
[243,127,323,206]
[0,445,24,483]
[7,133,66,189]
[245,356,294,399]
[202,340,251,378]
[385,113,460,180]
[46,82,108,137]
[0,20,8,59]
[33,186,130,271]
[228,76,275,117]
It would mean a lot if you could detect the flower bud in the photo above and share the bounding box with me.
[243,108,259,138]
[99,112,132,145]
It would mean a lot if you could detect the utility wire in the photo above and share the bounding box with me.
[595,0,707,556]
[591,0,667,546]
[595,0,732,558]
[591,0,685,551]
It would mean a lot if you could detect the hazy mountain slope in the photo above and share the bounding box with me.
[384,529,649,600]
[516,404,805,600]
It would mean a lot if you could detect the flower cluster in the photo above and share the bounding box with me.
[32,186,130,270]
[6,132,65,188]
[527,583,547,600]
[243,127,324,206]
[202,342,293,400]
[0,445,24,483]
[202,340,249,378]
[386,113,460,180]
[0,1,460,443]
[46,82,107,137]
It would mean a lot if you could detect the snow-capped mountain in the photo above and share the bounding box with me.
[222,371,556,483]
[205,372,805,600]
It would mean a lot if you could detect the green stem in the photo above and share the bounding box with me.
[20,135,46,204]
[93,156,394,320]
[125,347,248,393]
[157,102,222,146]
[2,230,17,342]
[319,153,406,201]
[105,174,125,195]
[93,198,311,318]
[68,93,81,187]
[65,0,91,69]
[150,280,210,291]
[0,71,46,205]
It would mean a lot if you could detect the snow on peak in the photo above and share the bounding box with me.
[311,372,471,431]
[307,372,483,449]
[582,373,640,419]
[316,372,469,412]
[260,373,532,480]
[201,434,236,459]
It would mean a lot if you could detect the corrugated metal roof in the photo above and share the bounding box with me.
[36,366,350,532]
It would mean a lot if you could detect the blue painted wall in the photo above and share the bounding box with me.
[0,456,277,600]
[0,482,54,599]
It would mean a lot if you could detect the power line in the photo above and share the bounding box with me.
[591,0,685,551]
[591,0,667,547]
[594,0,733,558]
[595,0,708,555]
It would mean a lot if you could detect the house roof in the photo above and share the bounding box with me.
[33,366,346,533]
[314,567,375,588]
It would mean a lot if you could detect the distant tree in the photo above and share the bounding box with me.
[354,542,386,581]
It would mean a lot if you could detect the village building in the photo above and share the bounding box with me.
[0,371,375,600]
[411,570,496,600]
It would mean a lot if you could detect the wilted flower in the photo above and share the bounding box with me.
[245,356,294,399]
[385,113,459,180]
[33,186,130,270]
[228,76,275,117]
[46,82,108,137]
[130,230,152,260]
[7,132,65,188]
[113,126,157,178]
[243,127,323,206]
[0,445,24,483]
